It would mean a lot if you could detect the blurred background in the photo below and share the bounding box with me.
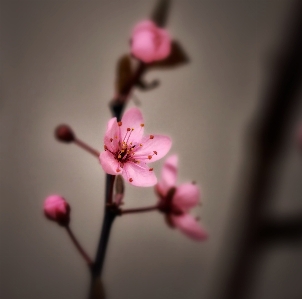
[1,0,302,299]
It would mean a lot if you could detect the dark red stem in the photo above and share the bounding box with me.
[74,138,100,158]
[65,226,93,267]
[120,205,159,215]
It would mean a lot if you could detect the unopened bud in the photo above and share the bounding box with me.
[43,195,71,226]
[55,124,75,143]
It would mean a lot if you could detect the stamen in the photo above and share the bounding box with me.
[148,155,152,160]
[149,168,153,171]
[118,154,122,159]
[153,151,157,155]
[150,135,154,139]
[140,143,143,147]
[116,168,121,173]
[118,121,122,126]
[129,178,133,182]
[104,145,107,150]
[127,128,131,131]
[110,138,113,142]
[126,129,133,143]
[140,124,144,127]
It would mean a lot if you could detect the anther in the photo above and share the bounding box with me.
[118,121,122,126]
[148,155,152,160]
[104,145,107,150]
[140,124,144,127]
[129,178,133,182]
[153,151,157,155]
[116,168,121,173]
[127,128,131,131]
[140,144,143,147]
[150,135,154,139]
[149,168,154,171]
[110,138,113,142]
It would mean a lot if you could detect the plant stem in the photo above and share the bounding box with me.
[65,226,93,267]
[89,60,149,299]
[120,205,159,215]
[91,175,116,278]
[74,138,100,158]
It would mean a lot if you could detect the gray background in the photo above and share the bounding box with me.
[1,1,302,299]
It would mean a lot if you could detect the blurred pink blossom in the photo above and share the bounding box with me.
[43,195,70,226]
[131,20,171,63]
[99,108,171,187]
[156,155,208,241]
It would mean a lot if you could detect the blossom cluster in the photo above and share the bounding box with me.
[43,18,207,278]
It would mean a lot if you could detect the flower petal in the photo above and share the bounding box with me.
[123,161,157,187]
[99,151,120,175]
[173,183,200,211]
[134,134,172,162]
[132,20,156,35]
[120,108,144,144]
[157,155,178,196]
[131,31,157,63]
[104,117,120,152]
[172,214,208,241]
[154,29,171,61]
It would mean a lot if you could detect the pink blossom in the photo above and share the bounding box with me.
[43,195,70,226]
[99,108,172,187]
[131,20,171,63]
[156,155,208,241]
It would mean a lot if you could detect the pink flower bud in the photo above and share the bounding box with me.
[44,195,70,226]
[131,20,171,63]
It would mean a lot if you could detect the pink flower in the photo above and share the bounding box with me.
[131,20,171,63]
[156,155,208,241]
[43,195,70,226]
[99,108,172,187]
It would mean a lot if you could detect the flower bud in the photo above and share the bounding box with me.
[43,195,70,226]
[131,20,171,63]
[55,124,75,143]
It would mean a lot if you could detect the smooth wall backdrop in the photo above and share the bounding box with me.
[1,1,302,299]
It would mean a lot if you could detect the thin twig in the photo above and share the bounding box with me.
[74,138,100,158]
[120,205,159,215]
[65,226,93,267]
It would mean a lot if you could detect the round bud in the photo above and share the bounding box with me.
[43,195,71,226]
[55,124,75,143]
